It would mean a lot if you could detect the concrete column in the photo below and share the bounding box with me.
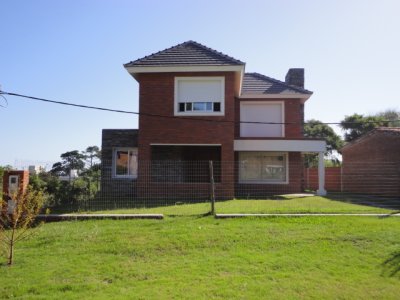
[316,151,327,196]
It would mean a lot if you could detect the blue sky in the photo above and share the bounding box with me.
[1,0,399,167]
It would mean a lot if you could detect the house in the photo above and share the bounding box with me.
[341,127,400,197]
[101,41,326,200]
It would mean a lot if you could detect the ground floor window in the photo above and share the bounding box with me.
[239,151,288,183]
[113,148,138,178]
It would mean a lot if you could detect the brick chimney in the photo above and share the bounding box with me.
[285,68,304,88]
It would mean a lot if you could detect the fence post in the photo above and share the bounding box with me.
[340,164,343,193]
[209,160,215,215]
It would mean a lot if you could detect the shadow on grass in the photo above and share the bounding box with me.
[45,197,212,214]
[382,250,400,277]
[325,193,400,211]
[168,212,214,218]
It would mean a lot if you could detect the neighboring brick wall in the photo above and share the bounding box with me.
[341,132,400,197]
[136,72,237,199]
[101,129,138,197]
[304,167,342,192]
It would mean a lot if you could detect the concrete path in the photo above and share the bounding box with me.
[215,213,400,218]
[37,213,164,221]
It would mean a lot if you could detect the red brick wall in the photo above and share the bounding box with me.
[341,133,400,197]
[304,167,342,192]
[135,72,308,199]
[137,72,236,161]
[285,99,303,138]
[136,72,236,198]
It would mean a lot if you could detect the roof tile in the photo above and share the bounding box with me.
[242,72,312,95]
[124,41,245,67]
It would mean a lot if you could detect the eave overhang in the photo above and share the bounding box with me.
[234,139,326,152]
[125,64,245,97]
[239,93,312,103]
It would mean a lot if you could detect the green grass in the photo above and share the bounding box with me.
[1,216,400,299]
[85,195,396,215]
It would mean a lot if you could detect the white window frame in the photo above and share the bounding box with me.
[112,147,138,179]
[238,151,289,184]
[240,101,285,137]
[174,76,225,116]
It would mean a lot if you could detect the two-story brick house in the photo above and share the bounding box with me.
[101,41,326,201]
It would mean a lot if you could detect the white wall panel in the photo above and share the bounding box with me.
[240,102,283,137]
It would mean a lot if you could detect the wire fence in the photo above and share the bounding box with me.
[8,160,400,215]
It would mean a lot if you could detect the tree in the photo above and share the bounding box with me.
[339,113,388,142]
[304,120,344,166]
[83,146,101,169]
[50,150,85,180]
[304,120,344,154]
[0,165,13,196]
[39,147,101,209]
[81,146,101,206]
[0,187,45,265]
[376,109,400,127]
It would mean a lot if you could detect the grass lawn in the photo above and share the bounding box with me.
[85,195,397,215]
[1,216,399,299]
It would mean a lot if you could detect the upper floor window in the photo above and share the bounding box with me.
[113,148,138,178]
[240,101,284,137]
[174,77,225,116]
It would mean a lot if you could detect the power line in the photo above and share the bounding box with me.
[0,90,399,126]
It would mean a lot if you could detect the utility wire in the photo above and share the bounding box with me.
[1,90,399,126]
[0,94,8,108]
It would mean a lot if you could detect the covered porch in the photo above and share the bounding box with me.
[234,139,327,196]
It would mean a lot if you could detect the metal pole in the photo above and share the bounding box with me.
[209,160,215,215]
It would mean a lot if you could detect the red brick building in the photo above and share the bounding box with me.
[341,127,400,197]
[101,41,326,199]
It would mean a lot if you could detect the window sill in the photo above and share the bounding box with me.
[238,180,288,185]
[174,112,225,117]
[112,176,137,180]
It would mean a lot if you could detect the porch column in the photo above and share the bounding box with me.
[316,151,327,196]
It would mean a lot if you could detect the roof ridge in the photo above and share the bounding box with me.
[185,40,245,65]
[124,40,245,67]
[245,72,313,94]
[124,41,189,66]
[376,126,400,131]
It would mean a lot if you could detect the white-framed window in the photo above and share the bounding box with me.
[174,77,225,116]
[113,148,138,178]
[239,152,288,184]
[240,101,284,137]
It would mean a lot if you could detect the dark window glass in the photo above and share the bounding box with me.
[213,102,221,112]
[186,102,192,111]
[179,103,185,112]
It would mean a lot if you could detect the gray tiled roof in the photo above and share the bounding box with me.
[124,41,245,67]
[242,73,313,95]
[340,127,400,151]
